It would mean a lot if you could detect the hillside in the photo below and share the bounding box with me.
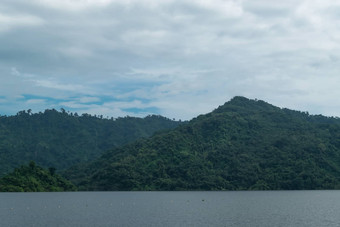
[0,109,181,176]
[65,97,340,190]
[0,161,76,192]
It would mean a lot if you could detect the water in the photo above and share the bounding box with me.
[1,191,340,227]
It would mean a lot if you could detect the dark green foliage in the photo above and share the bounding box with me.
[0,110,181,176]
[65,97,340,190]
[0,161,76,192]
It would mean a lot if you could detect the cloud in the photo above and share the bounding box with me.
[78,97,101,104]
[0,12,44,32]
[25,99,46,105]
[34,79,86,92]
[0,0,339,119]
[10,67,20,76]
[32,0,115,11]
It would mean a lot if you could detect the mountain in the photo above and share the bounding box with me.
[65,96,340,190]
[0,161,76,192]
[0,109,182,176]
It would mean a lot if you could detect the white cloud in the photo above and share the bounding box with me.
[79,106,136,118]
[0,12,44,32]
[34,79,86,92]
[26,99,46,105]
[10,67,20,76]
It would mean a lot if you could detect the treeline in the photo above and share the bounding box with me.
[65,97,340,190]
[0,161,76,192]
[0,109,182,176]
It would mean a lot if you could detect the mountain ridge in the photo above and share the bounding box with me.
[0,109,182,176]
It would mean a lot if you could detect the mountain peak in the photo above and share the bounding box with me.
[230,96,250,102]
[228,96,252,105]
[214,96,277,114]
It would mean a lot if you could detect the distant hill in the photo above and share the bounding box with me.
[0,109,182,176]
[0,161,76,192]
[65,96,340,190]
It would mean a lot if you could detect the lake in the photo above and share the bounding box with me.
[1,191,340,226]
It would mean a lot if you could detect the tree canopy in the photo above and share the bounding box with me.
[0,109,181,176]
[65,97,340,190]
[0,161,76,192]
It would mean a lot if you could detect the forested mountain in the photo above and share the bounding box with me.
[0,161,76,192]
[65,97,340,190]
[0,109,181,176]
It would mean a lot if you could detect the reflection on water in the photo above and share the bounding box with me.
[1,191,340,227]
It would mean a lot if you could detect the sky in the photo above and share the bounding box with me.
[0,0,340,120]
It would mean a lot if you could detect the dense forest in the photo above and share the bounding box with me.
[0,109,181,176]
[1,97,340,191]
[64,97,340,190]
[0,161,76,192]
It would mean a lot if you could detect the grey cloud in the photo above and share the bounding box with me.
[0,0,339,119]
[242,0,295,18]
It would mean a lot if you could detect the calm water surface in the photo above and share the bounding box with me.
[1,191,340,227]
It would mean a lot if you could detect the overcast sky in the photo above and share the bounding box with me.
[1,0,339,120]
